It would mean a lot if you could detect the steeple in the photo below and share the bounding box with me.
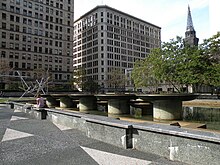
[184,5,199,46]
[186,5,195,31]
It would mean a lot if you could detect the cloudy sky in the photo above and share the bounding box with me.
[74,0,220,43]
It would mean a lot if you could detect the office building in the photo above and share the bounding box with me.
[73,5,161,92]
[0,0,74,89]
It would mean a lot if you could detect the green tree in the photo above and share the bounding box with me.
[82,78,99,93]
[107,68,125,92]
[132,54,159,93]
[0,59,13,89]
[132,32,220,93]
[200,32,220,88]
[71,67,86,91]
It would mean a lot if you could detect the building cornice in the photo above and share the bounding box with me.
[74,5,161,29]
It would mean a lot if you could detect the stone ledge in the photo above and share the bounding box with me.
[45,108,84,118]
[84,116,132,129]
[132,123,220,144]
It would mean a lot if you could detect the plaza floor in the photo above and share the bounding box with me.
[0,104,187,165]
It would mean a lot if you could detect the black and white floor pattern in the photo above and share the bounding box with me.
[0,104,186,165]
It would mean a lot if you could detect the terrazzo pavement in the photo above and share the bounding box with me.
[0,104,187,165]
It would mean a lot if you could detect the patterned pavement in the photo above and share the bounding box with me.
[0,104,187,165]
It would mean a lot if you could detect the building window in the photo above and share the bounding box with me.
[10,24,14,31]
[28,28,32,34]
[27,45,31,51]
[1,51,6,58]
[39,14,43,19]
[10,33,14,40]
[23,27,26,33]
[28,19,32,26]
[15,43,19,50]
[35,4,39,10]
[2,32,6,38]
[28,11,32,16]
[16,7,20,13]
[22,63,26,69]
[23,36,26,42]
[27,36,31,42]
[23,9,27,15]
[15,16,19,23]
[10,6,14,12]
[67,28,70,33]
[9,52,13,58]
[15,25,19,32]
[28,2,32,8]
[2,22,6,29]
[15,62,18,68]
[2,3,6,10]
[22,44,26,51]
[16,0,20,5]
[24,1,27,7]
[2,13,6,20]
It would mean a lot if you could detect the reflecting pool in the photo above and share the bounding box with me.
[183,106,220,130]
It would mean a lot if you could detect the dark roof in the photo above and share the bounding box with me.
[74,5,161,29]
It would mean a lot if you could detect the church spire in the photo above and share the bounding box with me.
[186,5,195,31]
[184,5,199,46]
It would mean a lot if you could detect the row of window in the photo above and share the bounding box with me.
[2,32,71,50]
[75,11,160,36]
[2,13,70,30]
[1,22,72,41]
[73,45,147,59]
[2,3,72,26]
[73,56,145,72]
[0,51,71,65]
[81,63,133,76]
[8,0,72,10]
[7,70,71,81]
[75,31,159,48]
[1,43,70,56]
[8,61,69,71]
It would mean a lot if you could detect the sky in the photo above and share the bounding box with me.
[74,0,220,44]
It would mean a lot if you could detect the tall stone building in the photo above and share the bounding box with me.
[0,0,74,89]
[184,5,199,47]
[73,5,161,92]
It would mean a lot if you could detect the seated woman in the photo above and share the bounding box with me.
[36,94,45,108]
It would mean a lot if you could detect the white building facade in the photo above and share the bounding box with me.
[73,5,161,92]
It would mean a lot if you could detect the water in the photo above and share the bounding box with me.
[85,106,220,131]
[183,106,220,130]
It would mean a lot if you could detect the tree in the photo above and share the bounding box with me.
[132,32,220,93]
[71,67,86,91]
[82,78,99,93]
[106,68,125,92]
[0,59,11,75]
[200,32,220,88]
[32,68,51,80]
[0,59,12,89]
[132,55,159,93]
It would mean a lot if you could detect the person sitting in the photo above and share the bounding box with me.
[36,94,45,108]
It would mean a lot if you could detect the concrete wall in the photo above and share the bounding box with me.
[47,110,87,133]
[46,109,132,149]
[132,124,220,165]
[11,102,220,165]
